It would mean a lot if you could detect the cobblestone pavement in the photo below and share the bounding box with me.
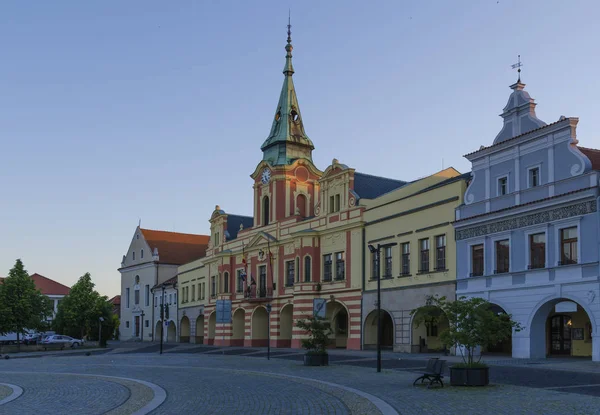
[2,352,600,414]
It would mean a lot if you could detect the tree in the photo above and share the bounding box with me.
[0,259,52,350]
[411,295,523,367]
[296,316,332,355]
[53,273,114,343]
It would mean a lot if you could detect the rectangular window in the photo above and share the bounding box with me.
[145,319,149,328]
[169,293,172,304]
[323,254,333,281]
[134,289,140,305]
[419,239,429,273]
[498,176,508,195]
[174,292,177,304]
[155,296,157,307]
[145,285,150,306]
[223,273,229,293]
[335,194,340,212]
[212,276,218,297]
[296,257,300,282]
[529,167,540,187]
[383,246,392,278]
[214,232,220,246]
[371,252,379,279]
[286,261,295,286]
[126,288,130,308]
[529,233,546,269]
[192,285,196,301]
[237,270,244,292]
[560,227,578,265]
[329,196,335,213]
[401,242,410,276]
[132,251,135,260]
[126,321,129,328]
[335,252,345,280]
[304,256,311,282]
[435,235,446,271]
[471,244,484,276]
[495,239,510,273]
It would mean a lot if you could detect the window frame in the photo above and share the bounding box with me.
[236,269,244,293]
[126,288,130,308]
[335,252,345,281]
[323,254,333,282]
[493,237,510,274]
[497,174,509,196]
[527,165,542,188]
[418,238,430,273]
[401,242,410,276]
[383,246,393,278]
[435,234,446,271]
[286,260,295,287]
[145,284,150,307]
[556,222,580,266]
[524,227,547,270]
[223,272,229,293]
[468,240,485,277]
[304,256,312,282]
[211,276,217,298]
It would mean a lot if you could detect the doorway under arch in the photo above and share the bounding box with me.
[411,306,449,353]
[232,308,246,347]
[195,315,205,344]
[326,301,348,349]
[363,309,394,349]
[180,316,190,343]
[167,321,177,342]
[279,304,294,348]
[530,297,594,359]
[208,312,216,345]
[251,306,269,347]
[155,320,162,342]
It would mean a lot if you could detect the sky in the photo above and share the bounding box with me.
[1,0,599,297]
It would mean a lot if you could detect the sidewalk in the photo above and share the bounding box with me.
[0,347,108,359]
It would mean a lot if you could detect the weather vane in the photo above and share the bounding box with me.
[511,55,523,82]
[287,10,292,44]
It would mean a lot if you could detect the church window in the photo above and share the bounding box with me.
[262,197,270,225]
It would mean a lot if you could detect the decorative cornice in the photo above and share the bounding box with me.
[455,200,597,241]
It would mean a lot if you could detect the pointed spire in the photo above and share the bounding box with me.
[260,17,314,166]
[283,11,294,76]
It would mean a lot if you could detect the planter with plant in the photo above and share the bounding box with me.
[296,315,332,366]
[412,295,522,386]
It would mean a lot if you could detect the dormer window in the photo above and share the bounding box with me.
[498,176,508,196]
[329,194,341,213]
[214,232,220,247]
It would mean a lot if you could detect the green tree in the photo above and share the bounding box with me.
[0,259,52,350]
[296,316,332,355]
[53,273,114,344]
[412,295,523,366]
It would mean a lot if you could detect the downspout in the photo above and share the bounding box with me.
[360,225,366,350]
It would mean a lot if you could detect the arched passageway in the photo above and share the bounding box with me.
[411,306,449,353]
[155,320,162,342]
[279,304,293,348]
[180,316,190,343]
[232,308,246,347]
[530,298,594,359]
[364,310,394,349]
[483,304,512,355]
[326,301,348,349]
[208,312,216,345]
[251,306,269,347]
[195,315,205,344]
[167,321,177,342]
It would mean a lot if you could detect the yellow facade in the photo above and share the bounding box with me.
[361,168,468,353]
[177,258,209,344]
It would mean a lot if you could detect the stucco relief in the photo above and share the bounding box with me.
[456,200,597,240]
[464,171,478,205]
[322,232,343,248]
[284,243,295,255]
[587,290,596,304]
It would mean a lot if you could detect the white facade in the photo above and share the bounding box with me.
[151,283,178,343]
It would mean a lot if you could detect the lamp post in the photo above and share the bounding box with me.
[368,242,397,373]
[266,304,272,360]
[98,317,105,347]
[160,284,166,355]
[140,310,145,343]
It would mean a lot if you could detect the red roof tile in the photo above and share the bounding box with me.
[578,146,600,171]
[140,228,209,265]
[30,273,71,296]
[109,295,121,305]
[153,276,177,290]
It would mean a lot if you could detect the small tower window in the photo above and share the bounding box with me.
[263,196,270,226]
[290,109,299,122]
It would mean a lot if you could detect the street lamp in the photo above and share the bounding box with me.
[368,242,397,373]
[140,310,145,343]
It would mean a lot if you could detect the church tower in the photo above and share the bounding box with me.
[251,20,322,227]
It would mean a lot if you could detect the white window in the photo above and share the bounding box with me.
[528,166,541,188]
[498,176,508,196]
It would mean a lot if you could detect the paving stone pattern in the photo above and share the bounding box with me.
[2,352,600,414]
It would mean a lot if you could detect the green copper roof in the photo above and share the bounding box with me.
[261,22,314,166]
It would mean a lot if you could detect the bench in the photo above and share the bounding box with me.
[413,358,446,388]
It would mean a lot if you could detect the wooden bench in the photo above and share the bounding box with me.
[413,358,446,388]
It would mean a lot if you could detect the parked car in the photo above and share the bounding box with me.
[23,333,41,345]
[41,335,84,349]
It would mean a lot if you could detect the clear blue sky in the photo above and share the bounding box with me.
[1,0,598,296]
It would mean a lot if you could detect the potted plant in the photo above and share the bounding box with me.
[296,315,332,366]
[412,295,522,386]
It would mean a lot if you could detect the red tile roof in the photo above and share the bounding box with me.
[140,228,210,265]
[30,273,71,296]
[578,146,600,171]
[153,276,177,290]
[109,295,121,305]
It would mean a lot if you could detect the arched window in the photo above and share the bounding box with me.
[304,256,311,282]
[263,196,270,226]
[141,249,144,259]
[296,194,307,217]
